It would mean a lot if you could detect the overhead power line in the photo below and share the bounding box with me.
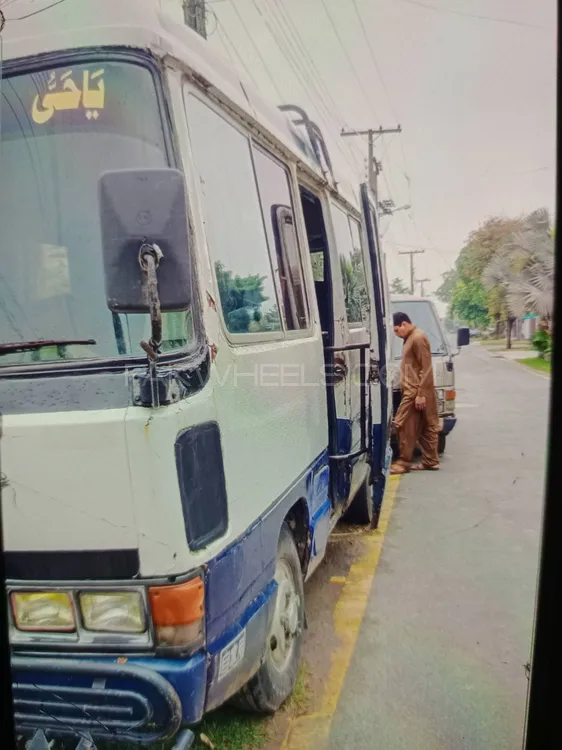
[248,0,364,174]
[395,0,547,30]
[4,0,67,21]
[270,0,364,161]
[229,0,285,102]
[318,0,379,121]
[350,0,399,123]
[215,16,261,90]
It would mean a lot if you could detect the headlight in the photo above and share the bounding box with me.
[11,592,75,632]
[436,389,445,401]
[79,592,146,633]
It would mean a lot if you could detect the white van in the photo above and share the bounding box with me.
[390,295,469,455]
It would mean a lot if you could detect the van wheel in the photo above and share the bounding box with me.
[233,523,304,713]
[438,434,446,455]
[344,477,373,526]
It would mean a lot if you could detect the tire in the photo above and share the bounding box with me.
[233,522,305,713]
[343,476,374,526]
[438,433,446,455]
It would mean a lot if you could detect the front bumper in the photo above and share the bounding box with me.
[12,656,197,748]
[11,580,277,745]
[441,415,457,435]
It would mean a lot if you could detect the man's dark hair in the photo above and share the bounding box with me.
[393,311,412,326]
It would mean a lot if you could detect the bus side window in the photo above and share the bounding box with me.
[331,204,370,327]
[186,94,282,336]
[253,148,310,331]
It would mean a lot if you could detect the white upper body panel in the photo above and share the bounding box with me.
[1,0,360,209]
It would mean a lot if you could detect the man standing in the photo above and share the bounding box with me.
[391,311,440,474]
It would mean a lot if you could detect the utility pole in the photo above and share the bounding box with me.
[398,249,425,295]
[184,0,207,38]
[416,278,431,297]
[341,125,402,206]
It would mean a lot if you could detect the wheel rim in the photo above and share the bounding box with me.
[267,557,301,673]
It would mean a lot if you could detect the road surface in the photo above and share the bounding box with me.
[327,343,547,749]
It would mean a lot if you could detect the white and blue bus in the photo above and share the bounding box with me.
[0,2,392,746]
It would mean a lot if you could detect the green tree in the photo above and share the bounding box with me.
[433,209,553,346]
[215,262,273,333]
[435,269,456,305]
[340,253,369,324]
[389,277,410,295]
[450,278,489,328]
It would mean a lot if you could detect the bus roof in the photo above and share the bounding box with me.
[0,0,361,210]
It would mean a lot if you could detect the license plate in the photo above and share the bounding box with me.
[218,629,246,682]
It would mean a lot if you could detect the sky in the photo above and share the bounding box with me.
[195,0,557,300]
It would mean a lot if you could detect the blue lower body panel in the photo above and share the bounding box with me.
[10,451,333,743]
[206,581,277,712]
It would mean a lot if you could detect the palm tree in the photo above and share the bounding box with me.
[506,209,554,320]
[482,209,554,348]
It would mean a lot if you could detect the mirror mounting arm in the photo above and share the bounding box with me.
[139,242,164,363]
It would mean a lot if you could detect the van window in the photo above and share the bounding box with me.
[187,95,282,335]
[391,300,448,358]
[331,205,370,326]
[253,148,309,330]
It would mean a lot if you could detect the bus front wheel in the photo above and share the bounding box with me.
[234,522,305,713]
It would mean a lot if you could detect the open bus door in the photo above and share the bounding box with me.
[360,183,392,524]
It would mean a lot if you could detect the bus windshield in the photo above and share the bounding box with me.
[391,300,448,359]
[0,58,193,367]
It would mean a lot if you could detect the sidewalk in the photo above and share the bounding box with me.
[489,349,537,361]
[325,344,544,750]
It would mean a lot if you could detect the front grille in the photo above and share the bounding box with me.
[12,656,188,747]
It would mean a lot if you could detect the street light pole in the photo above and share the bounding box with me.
[379,202,411,216]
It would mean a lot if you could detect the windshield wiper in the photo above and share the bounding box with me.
[0,339,97,355]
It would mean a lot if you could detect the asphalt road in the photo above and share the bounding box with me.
[327,344,548,750]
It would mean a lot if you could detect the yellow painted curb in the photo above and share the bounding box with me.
[280,476,400,750]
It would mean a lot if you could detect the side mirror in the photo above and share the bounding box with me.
[98,168,192,312]
[457,327,470,347]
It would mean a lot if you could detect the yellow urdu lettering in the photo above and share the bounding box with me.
[31,69,106,125]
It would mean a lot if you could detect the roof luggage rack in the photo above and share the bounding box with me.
[278,104,336,186]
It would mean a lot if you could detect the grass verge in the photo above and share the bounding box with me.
[518,357,551,374]
[190,662,311,750]
[192,707,268,750]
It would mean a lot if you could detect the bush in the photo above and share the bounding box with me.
[532,329,552,359]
